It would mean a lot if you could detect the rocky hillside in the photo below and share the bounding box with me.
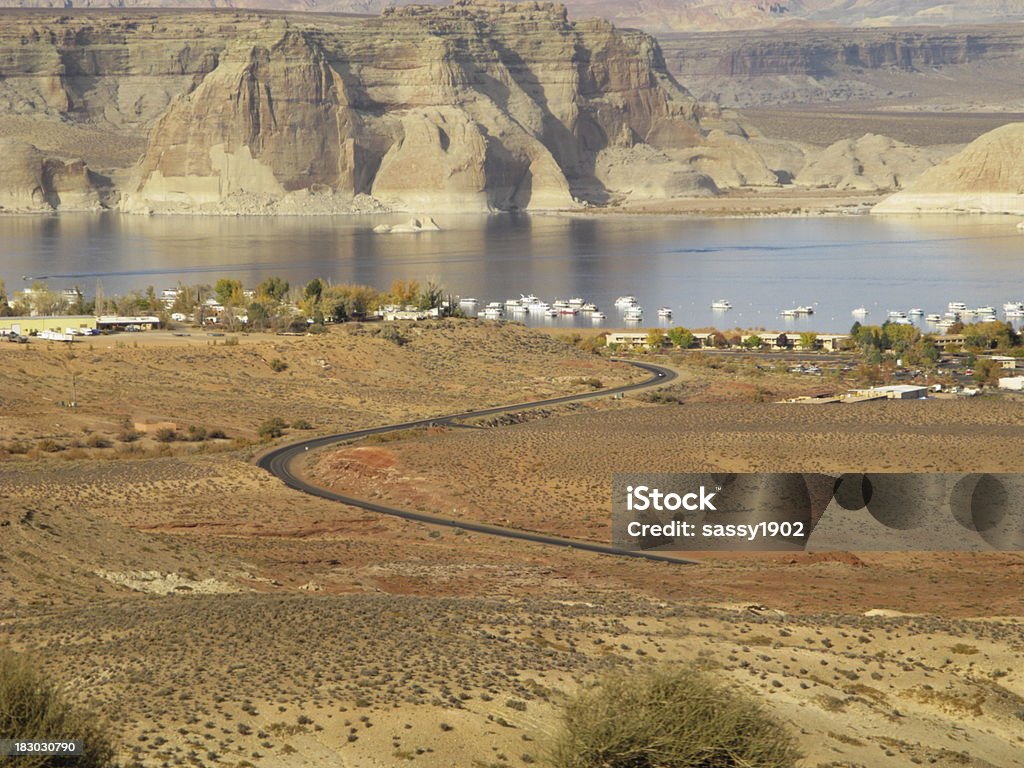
[659,24,1024,108]
[8,0,1024,32]
[874,123,1024,215]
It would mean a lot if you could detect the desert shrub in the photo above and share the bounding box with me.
[291,419,313,430]
[35,439,62,453]
[573,377,603,390]
[269,358,288,373]
[377,325,407,346]
[85,434,111,449]
[548,666,801,768]
[153,427,177,443]
[186,425,207,442]
[208,428,227,440]
[639,385,685,405]
[0,650,116,768]
[258,418,288,440]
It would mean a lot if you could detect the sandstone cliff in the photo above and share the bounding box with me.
[874,123,1024,214]
[0,139,101,212]
[121,1,738,213]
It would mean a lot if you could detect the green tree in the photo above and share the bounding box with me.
[645,328,665,350]
[257,276,290,303]
[214,278,244,307]
[798,331,818,350]
[247,301,270,331]
[667,327,695,349]
[417,280,444,311]
[29,281,61,315]
[304,278,325,304]
[743,333,763,350]
[973,357,1002,387]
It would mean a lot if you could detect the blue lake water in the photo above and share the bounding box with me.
[1,212,1022,333]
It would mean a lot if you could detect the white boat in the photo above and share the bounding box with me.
[1002,301,1024,312]
[614,295,638,307]
[925,313,942,323]
[591,312,606,320]
[482,307,503,319]
[624,306,644,321]
[657,307,672,318]
[544,307,558,317]
[909,308,924,316]
[970,306,996,316]
[852,306,869,316]
[796,305,815,315]
[780,309,798,318]
[711,299,732,310]
[891,316,913,325]
[485,301,503,310]
[504,298,522,308]
[1006,306,1024,317]
[528,301,550,312]
[459,297,478,305]
[552,298,571,309]
[580,302,598,312]
[568,297,585,307]
[888,310,908,320]
[948,301,968,313]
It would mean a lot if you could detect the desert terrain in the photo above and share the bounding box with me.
[2,322,1023,767]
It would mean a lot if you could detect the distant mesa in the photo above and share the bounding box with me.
[373,217,442,234]
[874,123,1024,216]
[118,3,735,215]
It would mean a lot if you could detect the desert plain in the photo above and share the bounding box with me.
[1,321,1022,768]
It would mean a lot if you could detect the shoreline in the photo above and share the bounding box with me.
[0,189,889,220]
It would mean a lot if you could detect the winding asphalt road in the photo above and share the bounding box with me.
[257,359,698,565]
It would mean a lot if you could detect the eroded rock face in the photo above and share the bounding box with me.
[796,134,951,192]
[874,123,1024,214]
[0,139,101,212]
[123,1,711,213]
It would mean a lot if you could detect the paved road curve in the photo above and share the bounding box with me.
[257,360,697,565]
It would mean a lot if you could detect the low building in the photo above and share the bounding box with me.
[0,315,97,336]
[934,334,966,349]
[863,384,928,400]
[998,376,1024,391]
[817,334,849,352]
[97,315,161,330]
[987,355,1019,370]
[606,331,656,348]
[741,332,792,350]
[380,305,441,322]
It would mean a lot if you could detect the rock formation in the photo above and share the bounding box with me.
[795,134,949,192]
[121,1,742,213]
[874,123,1024,214]
[0,139,101,212]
